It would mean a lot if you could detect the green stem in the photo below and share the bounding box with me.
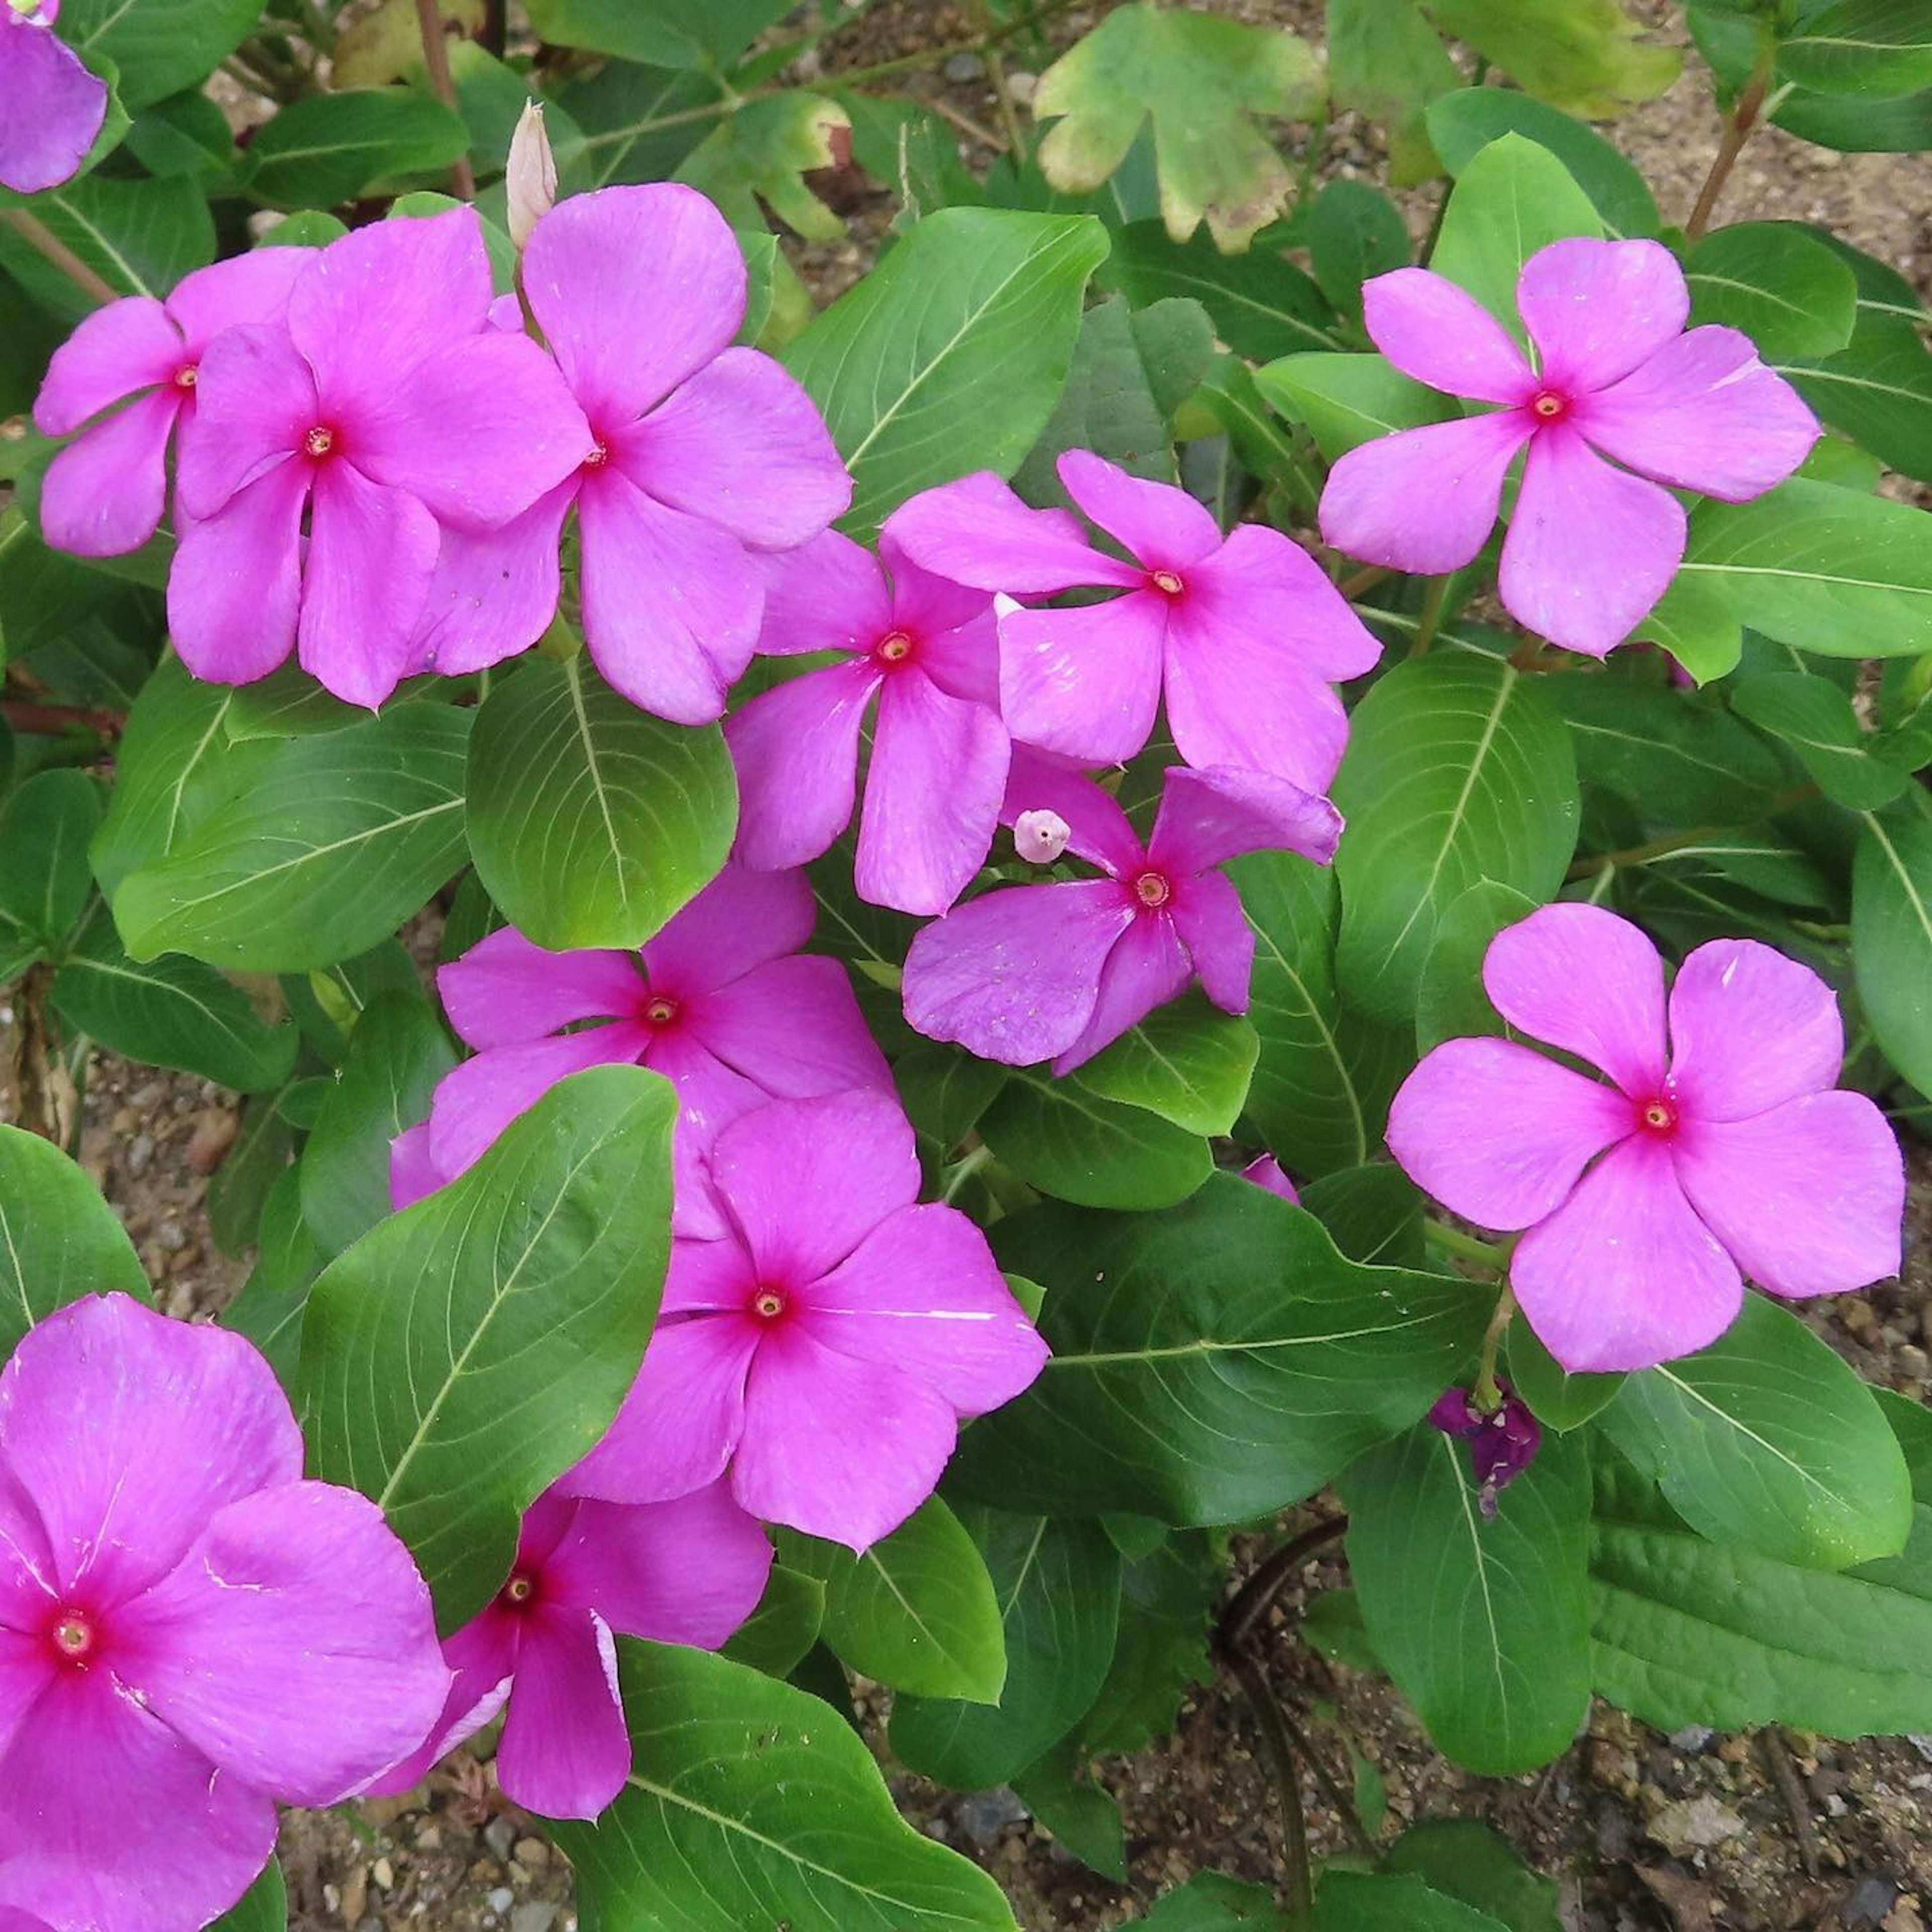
[1423,1220,1509,1272]
[941,1144,994,1204]
[1470,1283,1517,1411]
[1408,576,1450,658]
[0,207,119,305]
[1565,784,1818,882]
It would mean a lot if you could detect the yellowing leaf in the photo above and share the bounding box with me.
[332,0,484,90]
[674,91,850,243]
[1423,0,1680,117]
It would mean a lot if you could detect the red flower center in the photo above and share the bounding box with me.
[1149,569,1185,597]
[1132,869,1172,909]
[502,1571,537,1608]
[304,424,337,459]
[582,440,610,470]
[1529,389,1569,423]
[172,363,198,390]
[1638,1096,1678,1136]
[874,629,915,667]
[49,1608,96,1665]
[644,995,679,1026]
[751,1287,787,1321]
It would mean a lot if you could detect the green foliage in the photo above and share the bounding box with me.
[1851,810,1932,1097]
[240,91,471,208]
[1430,133,1602,330]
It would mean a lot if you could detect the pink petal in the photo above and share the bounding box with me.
[1243,1154,1300,1203]
[881,472,1139,594]
[297,461,441,709]
[1666,937,1845,1122]
[1182,521,1383,682]
[0,1295,301,1607]
[642,863,816,994]
[879,537,998,652]
[174,322,316,521]
[1577,326,1819,502]
[1170,868,1254,1013]
[1148,764,1343,875]
[732,1324,960,1551]
[166,456,308,685]
[0,21,107,196]
[1056,449,1222,569]
[32,297,179,437]
[756,529,891,655]
[855,671,1010,915]
[438,926,643,1050]
[1483,903,1668,1097]
[805,1204,1048,1413]
[0,1628,53,1770]
[1672,1093,1904,1300]
[38,388,179,558]
[903,878,1136,1066]
[1319,411,1529,576]
[723,660,877,871]
[523,184,745,427]
[388,1120,445,1212]
[1512,1134,1742,1372]
[1000,748,1144,877]
[578,468,762,726]
[909,602,1001,709]
[684,954,892,1103]
[1362,267,1536,405]
[494,1603,628,1820]
[1387,1036,1634,1231]
[639,1033,770,1210]
[1052,910,1194,1073]
[163,248,310,356]
[998,589,1168,767]
[359,1603,517,1798]
[1516,238,1690,395]
[663,1237,760,1315]
[427,1025,651,1179]
[413,481,575,678]
[1499,422,1684,658]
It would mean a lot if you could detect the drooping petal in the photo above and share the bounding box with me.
[1516,237,1690,395]
[1483,903,1668,1097]
[174,322,315,521]
[1000,747,1144,877]
[523,184,746,427]
[998,589,1168,767]
[0,1295,302,1607]
[1318,411,1529,576]
[438,926,643,1050]
[723,660,878,872]
[163,247,311,356]
[0,22,107,196]
[1362,267,1537,405]
[1665,936,1846,1122]
[358,1603,518,1798]
[412,480,575,677]
[1577,326,1819,502]
[1056,449,1223,570]
[1052,910,1193,1073]
[1169,868,1256,1013]
[1498,421,1684,658]
[684,955,892,1103]
[1387,1036,1635,1231]
[732,1325,960,1551]
[755,529,892,656]
[388,1120,445,1212]
[166,456,308,686]
[494,1604,628,1820]
[1148,765,1343,876]
[31,296,178,436]
[1672,1092,1904,1300]
[38,388,179,558]
[881,472,1139,594]
[903,878,1136,1067]
[1181,521,1383,681]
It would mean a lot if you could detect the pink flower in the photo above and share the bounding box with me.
[885,449,1380,789]
[1242,1153,1299,1203]
[1388,904,1904,1373]
[410,185,851,723]
[0,1296,449,1930]
[394,865,891,1232]
[168,206,591,708]
[903,753,1341,1074]
[1428,1383,1541,1518]
[366,1481,769,1821]
[561,1091,1048,1552]
[0,3,107,195]
[34,251,310,558]
[1319,238,1820,658]
[725,528,1008,916]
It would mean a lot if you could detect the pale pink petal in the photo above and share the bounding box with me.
[1666,937,1845,1122]
[1169,869,1254,1012]
[903,878,1136,1066]
[643,863,816,993]
[1362,267,1536,404]
[1000,748,1144,877]
[359,1604,518,1797]
[0,22,108,196]
[1148,765,1343,874]
[413,481,574,678]
[427,1025,651,1179]
[438,927,642,1050]
[494,1604,628,1820]
[388,1120,445,1212]
[174,322,316,520]
[723,661,878,871]
[882,472,1140,593]
[1053,911,1193,1073]
[756,529,891,655]
[163,248,310,355]
[1577,326,1819,502]
[1183,522,1383,681]
[1483,903,1668,1097]
[1672,1093,1904,1300]
[1499,422,1684,658]
[998,589,1167,766]
[879,537,997,649]
[167,457,308,685]
[1056,449,1222,569]
[1319,410,1528,576]
[32,297,178,436]
[38,388,179,557]
[1516,238,1690,395]
[684,955,892,1102]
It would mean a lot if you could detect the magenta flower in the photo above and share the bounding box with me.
[903,753,1341,1074]
[0,3,107,195]
[1319,238,1819,658]
[562,1091,1048,1552]
[726,528,1008,915]
[1428,1383,1541,1518]
[886,449,1380,789]
[168,206,591,708]
[395,865,891,1230]
[1388,904,1904,1372]
[34,250,310,558]
[1242,1153,1300,1204]
[410,185,851,723]
[366,1480,769,1821]
[0,1296,448,1928]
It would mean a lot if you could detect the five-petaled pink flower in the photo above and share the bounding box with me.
[366,1480,769,1821]
[169,206,590,708]
[887,449,1380,790]
[1319,237,1819,658]
[561,1090,1048,1552]
[1,3,107,195]
[35,250,310,558]
[903,753,1340,1074]
[727,526,1008,915]
[1388,904,1903,1372]
[0,1296,449,1930]
[410,184,851,723]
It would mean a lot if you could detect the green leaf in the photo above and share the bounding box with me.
[0,173,214,325]
[720,1564,825,1679]
[1415,879,1539,1052]
[1852,810,1932,1097]
[206,1859,287,1932]
[977,1068,1213,1211]
[551,58,718,193]
[301,1065,677,1633]
[126,89,236,179]
[1732,671,1910,809]
[1686,221,1859,360]
[334,0,485,88]
[282,939,421,1068]
[553,1641,1018,1931]
[1781,0,1932,97]
[1314,1871,1510,1932]
[1338,1425,1592,1774]
[48,902,298,1093]
[1326,0,1461,185]
[465,655,735,951]
[114,704,471,973]
[1032,3,1323,250]
[1423,0,1681,116]
[1299,1163,1425,1269]
[1506,1322,1623,1432]
[0,1123,150,1356]
[1074,995,1258,1136]
[1599,1294,1911,1571]
[206,1091,294,1257]
[223,1167,326,1390]
[524,0,793,67]
[1308,179,1412,326]
[893,1510,1122,1788]
[1383,1820,1562,1932]
[56,0,261,109]
[785,207,1109,539]
[1106,220,1339,360]
[1142,1872,1291,1929]
[1254,351,1457,462]
[0,768,100,955]
[1332,655,1580,1024]
[1011,1740,1127,1880]
[241,90,472,210]
[1076,1530,1221,1752]
[894,1044,1006,1157]
[674,93,850,243]
[1636,572,1743,686]
[950,1175,1489,1524]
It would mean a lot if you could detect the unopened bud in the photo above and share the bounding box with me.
[506,102,557,252]
[1014,809,1071,865]
[1241,1153,1299,1205]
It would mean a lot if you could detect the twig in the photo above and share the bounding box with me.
[1,699,123,738]
[971,0,1029,166]
[1338,564,1392,601]
[1221,1517,1348,1652]
[926,95,1009,155]
[1758,1728,1823,1877]
[1686,44,1774,243]
[1471,1283,1518,1411]
[9,964,60,1143]
[1564,784,1819,882]
[1227,1649,1314,1920]
[0,207,119,307]
[414,0,477,199]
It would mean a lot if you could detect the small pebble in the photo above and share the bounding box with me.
[1005,69,1037,103]
[1669,1725,1716,1753]
[125,1133,154,1178]
[487,1888,514,1916]
[514,1838,550,1872]
[943,50,985,83]
[485,1817,517,1860]
[511,1906,558,1932]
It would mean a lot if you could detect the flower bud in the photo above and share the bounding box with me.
[1014,809,1071,865]
[1428,1382,1541,1518]
[506,102,557,252]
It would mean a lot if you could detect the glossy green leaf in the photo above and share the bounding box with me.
[1011,1740,1127,1880]
[524,0,792,66]
[1298,1163,1425,1269]
[57,0,261,108]
[1415,879,1538,1052]
[1732,671,1911,809]
[1628,572,1742,685]
[977,1068,1213,1210]
[1505,1322,1623,1432]
[1429,0,1679,113]
[242,90,472,209]
[1686,221,1859,359]
[1076,1531,1221,1753]
[206,1091,294,1257]
[1383,1819,1561,1932]
[1253,350,1457,461]
[672,91,849,243]
[0,173,208,324]
[1074,995,1258,1136]
[126,89,235,178]
[222,1167,326,1390]
[1143,1872,1291,1929]
[1308,179,1411,325]
[1852,810,1932,1097]
[1326,0,1460,184]
[0,768,100,955]
[720,1564,825,1680]
[1781,0,1932,97]
[1107,220,1340,360]
[205,1859,287,1932]
[1314,1871,1509,1932]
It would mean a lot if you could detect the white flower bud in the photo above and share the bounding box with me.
[1014,809,1071,865]
[506,101,558,253]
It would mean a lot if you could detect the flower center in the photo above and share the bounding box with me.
[582,439,609,470]
[1529,389,1569,423]
[1149,569,1184,597]
[1132,869,1172,909]
[1639,1096,1678,1136]
[304,424,337,459]
[502,1571,537,1607]
[874,629,914,667]
[751,1287,787,1321]
[50,1609,96,1663]
[644,995,678,1026]
[172,363,198,390]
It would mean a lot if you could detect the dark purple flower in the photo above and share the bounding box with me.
[1428,1382,1542,1517]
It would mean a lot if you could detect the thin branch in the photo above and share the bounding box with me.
[0,207,119,307]
[1220,1517,1348,1653]
[1227,1650,1314,1920]
[1686,44,1774,243]
[415,0,477,199]
[1565,783,1819,882]
[1,699,124,739]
